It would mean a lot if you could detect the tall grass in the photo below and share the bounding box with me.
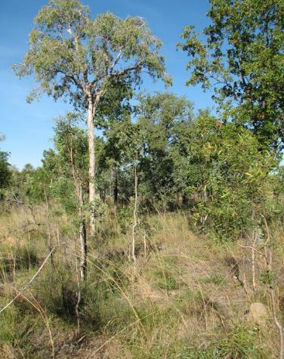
[0,205,283,358]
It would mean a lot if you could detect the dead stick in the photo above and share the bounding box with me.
[0,247,56,315]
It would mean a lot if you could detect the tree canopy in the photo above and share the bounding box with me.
[14,0,170,107]
[179,0,284,150]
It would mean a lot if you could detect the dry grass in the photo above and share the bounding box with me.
[0,206,283,358]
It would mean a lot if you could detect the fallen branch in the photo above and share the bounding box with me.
[0,247,56,315]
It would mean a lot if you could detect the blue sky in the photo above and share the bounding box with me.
[0,0,214,169]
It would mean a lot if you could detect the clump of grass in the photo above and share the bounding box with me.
[173,288,205,318]
[0,299,56,359]
[177,324,270,358]
[0,244,40,282]
[34,265,79,320]
[0,307,17,345]
[150,255,184,291]
[199,274,226,287]
[154,268,180,290]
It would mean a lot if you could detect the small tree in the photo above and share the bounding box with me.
[14,0,170,242]
[52,115,89,279]
[185,113,279,241]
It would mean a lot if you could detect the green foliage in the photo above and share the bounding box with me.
[50,176,78,214]
[179,0,284,150]
[117,205,133,233]
[260,269,275,287]
[184,113,278,240]
[137,93,194,204]
[3,2,284,357]
[14,0,170,108]
[95,92,195,209]
[12,245,39,270]
[41,116,89,215]
[0,146,11,191]
[274,166,284,197]
[53,115,88,177]
[81,280,135,332]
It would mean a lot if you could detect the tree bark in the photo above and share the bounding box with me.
[87,99,96,237]
[78,185,87,281]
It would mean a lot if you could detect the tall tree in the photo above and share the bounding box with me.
[179,0,284,150]
[14,0,170,238]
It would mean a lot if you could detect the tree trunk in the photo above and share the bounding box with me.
[78,184,87,281]
[87,99,96,237]
[76,185,86,332]
[113,165,118,205]
[69,144,87,281]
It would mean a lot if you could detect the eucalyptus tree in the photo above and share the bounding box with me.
[136,92,193,207]
[179,0,284,150]
[14,0,170,237]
